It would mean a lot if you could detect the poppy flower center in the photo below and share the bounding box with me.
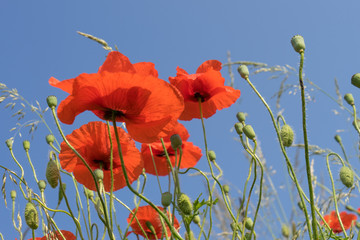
[194,92,207,102]
[93,159,119,170]
[103,110,125,121]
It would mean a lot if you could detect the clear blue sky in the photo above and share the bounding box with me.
[1,1,360,239]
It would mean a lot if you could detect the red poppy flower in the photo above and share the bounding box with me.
[18,230,76,240]
[169,60,240,120]
[322,211,357,233]
[127,205,180,239]
[59,121,143,191]
[50,51,184,143]
[141,122,202,176]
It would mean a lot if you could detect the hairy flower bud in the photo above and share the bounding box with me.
[238,65,249,79]
[281,224,290,238]
[340,166,354,188]
[146,221,157,236]
[177,193,193,215]
[84,188,94,199]
[234,123,243,135]
[223,185,230,194]
[22,140,30,151]
[170,134,182,150]
[94,169,104,181]
[236,112,246,122]
[193,215,201,225]
[280,124,294,147]
[334,135,342,143]
[46,159,59,188]
[208,150,216,161]
[10,190,16,201]
[243,125,256,140]
[291,35,305,53]
[161,191,172,208]
[344,93,355,106]
[5,138,13,150]
[244,217,253,230]
[46,95,58,108]
[45,134,55,145]
[58,183,66,204]
[351,73,360,89]
[37,180,47,191]
[25,202,39,230]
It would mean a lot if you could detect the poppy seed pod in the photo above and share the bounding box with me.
[5,139,13,150]
[46,159,59,188]
[10,190,16,201]
[280,124,294,147]
[25,202,39,230]
[208,150,216,161]
[170,134,182,150]
[94,169,104,182]
[23,140,30,151]
[177,193,193,215]
[161,191,172,207]
[45,134,55,145]
[243,125,256,140]
[351,73,360,89]
[291,35,305,53]
[236,112,246,122]
[238,65,249,79]
[344,93,355,106]
[340,166,354,188]
[223,185,230,194]
[281,224,290,238]
[334,135,342,143]
[46,95,58,108]
[234,122,243,135]
[244,217,253,230]
[37,180,47,191]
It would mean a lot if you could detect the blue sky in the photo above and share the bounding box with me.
[1,1,360,239]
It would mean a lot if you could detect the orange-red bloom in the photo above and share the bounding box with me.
[141,122,202,176]
[59,121,143,191]
[19,230,76,240]
[50,51,184,143]
[169,60,240,120]
[127,205,179,239]
[322,211,357,233]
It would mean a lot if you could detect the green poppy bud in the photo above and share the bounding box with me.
[45,134,55,145]
[177,193,193,215]
[25,202,39,230]
[5,138,13,150]
[281,224,290,238]
[340,166,354,188]
[208,150,216,161]
[94,169,104,181]
[236,112,246,122]
[291,35,305,53]
[23,140,30,151]
[351,73,360,89]
[170,134,182,150]
[84,188,94,199]
[344,93,355,106]
[234,122,243,135]
[94,197,104,216]
[46,95,58,108]
[243,125,256,140]
[223,185,230,194]
[185,231,196,240]
[244,233,252,240]
[38,180,47,191]
[244,217,253,230]
[161,191,172,208]
[58,183,66,204]
[297,201,305,211]
[334,135,342,143]
[345,205,356,212]
[238,65,249,79]
[146,221,157,236]
[193,215,201,225]
[46,159,59,188]
[10,190,16,201]
[356,221,360,229]
[280,124,294,147]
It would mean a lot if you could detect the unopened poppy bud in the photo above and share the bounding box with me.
[208,150,216,161]
[351,73,360,89]
[161,191,172,207]
[58,183,66,204]
[23,140,30,151]
[346,205,356,212]
[334,135,342,143]
[46,159,59,188]
[177,193,193,215]
[46,95,57,108]
[243,125,256,140]
[25,202,39,230]
[234,123,243,135]
[340,166,354,188]
[238,65,249,79]
[281,224,290,238]
[356,222,360,229]
[45,134,55,145]
[193,215,201,225]
[38,180,47,191]
[10,190,16,201]
[185,231,196,240]
[297,201,305,211]
[94,169,104,181]
[291,35,305,53]
[344,93,355,106]
[223,185,230,194]
[236,112,246,122]
[244,217,253,230]
[95,197,104,216]
[146,221,157,236]
[244,233,252,240]
[84,188,94,199]
[5,139,13,150]
[170,134,182,150]
[280,124,294,147]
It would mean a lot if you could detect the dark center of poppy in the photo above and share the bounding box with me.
[103,110,125,121]
[194,92,206,102]
[93,159,119,171]
[156,151,175,157]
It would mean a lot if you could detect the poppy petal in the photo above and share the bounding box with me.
[196,60,222,73]
[98,51,136,73]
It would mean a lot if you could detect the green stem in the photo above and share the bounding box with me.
[105,121,114,233]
